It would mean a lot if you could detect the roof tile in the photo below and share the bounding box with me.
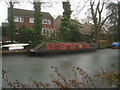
[8,8,54,20]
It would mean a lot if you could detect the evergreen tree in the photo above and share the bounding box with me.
[70,24,83,42]
[19,26,32,43]
[32,0,42,47]
[60,1,72,42]
[8,2,15,42]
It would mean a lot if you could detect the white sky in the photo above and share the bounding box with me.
[0,0,118,26]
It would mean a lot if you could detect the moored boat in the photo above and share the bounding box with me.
[1,43,29,55]
[30,42,96,55]
[111,42,120,49]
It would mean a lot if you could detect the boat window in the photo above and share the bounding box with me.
[66,45,70,49]
[55,45,60,50]
[83,45,87,48]
[75,45,79,49]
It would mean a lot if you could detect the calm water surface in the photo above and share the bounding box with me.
[2,49,118,87]
[0,53,2,89]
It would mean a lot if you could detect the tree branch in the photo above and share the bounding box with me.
[4,0,9,6]
[0,0,2,3]
[95,1,100,16]
[90,0,97,25]
[100,13,113,29]
[72,0,89,18]
[100,1,104,13]
[28,0,33,4]
[97,2,101,26]
[98,1,105,27]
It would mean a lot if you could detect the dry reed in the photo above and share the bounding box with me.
[2,65,119,88]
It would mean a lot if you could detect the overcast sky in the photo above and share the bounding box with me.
[0,0,119,26]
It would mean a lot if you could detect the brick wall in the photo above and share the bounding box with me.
[53,16,61,33]
[15,17,54,29]
[42,20,54,28]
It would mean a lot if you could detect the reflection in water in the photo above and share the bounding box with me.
[2,49,118,87]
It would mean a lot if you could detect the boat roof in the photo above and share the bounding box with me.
[2,43,29,48]
[43,42,89,44]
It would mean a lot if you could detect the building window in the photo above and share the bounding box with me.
[53,30,56,34]
[42,29,46,35]
[80,25,84,29]
[14,16,24,22]
[19,17,24,22]
[46,30,49,37]
[43,29,46,35]
[14,16,19,22]
[15,28,19,34]
[42,19,51,24]
[49,30,51,35]
[29,17,34,23]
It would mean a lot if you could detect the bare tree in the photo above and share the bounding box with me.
[106,2,118,41]
[72,0,89,18]
[28,0,53,8]
[3,0,20,6]
[90,0,112,48]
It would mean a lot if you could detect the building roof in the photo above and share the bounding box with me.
[84,22,94,27]
[70,19,82,25]
[2,23,8,27]
[54,15,62,22]
[8,8,54,20]
[54,15,82,25]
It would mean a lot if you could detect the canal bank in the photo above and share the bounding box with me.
[2,49,118,88]
[1,50,28,56]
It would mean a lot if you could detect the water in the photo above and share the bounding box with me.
[0,52,2,89]
[2,49,118,87]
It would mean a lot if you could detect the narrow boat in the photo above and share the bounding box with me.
[30,42,96,54]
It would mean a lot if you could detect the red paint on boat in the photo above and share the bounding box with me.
[60,44,66,50]
[46,43,55,50]
[46,43,90,50]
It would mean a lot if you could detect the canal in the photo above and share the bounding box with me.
[2,49,118,88]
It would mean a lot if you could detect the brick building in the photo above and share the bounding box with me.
[54,16,107,35]
[54,15,83,33]
[79,22,107,35]
[2,8,56,42]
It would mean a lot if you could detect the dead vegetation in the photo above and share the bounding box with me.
[2,65,119,88]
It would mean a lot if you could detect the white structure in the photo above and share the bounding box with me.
[2,44,29,50]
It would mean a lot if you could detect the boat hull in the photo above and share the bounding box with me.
[30,42,96,55]
[111,46,120,49]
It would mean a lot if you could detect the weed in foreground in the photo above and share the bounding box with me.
[2,65,119,88]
